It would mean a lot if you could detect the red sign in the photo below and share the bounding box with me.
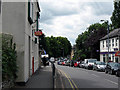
[115,51,120,56]
[35,31,42,36]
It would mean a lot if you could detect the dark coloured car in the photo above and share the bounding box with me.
[93,61,106,71]
[116,63,120,77]
[105,62,120,75]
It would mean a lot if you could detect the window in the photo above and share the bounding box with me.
[103,41,104,48]
[115,57,118,63]
[36,12,39,31]
[112,54,114,61]
[109,39,111,47]
[28,0,34,24]
[112,39,114,47]
[116,38,118,46]
[103,54,105,62]
[106,40,108,47]
[109,55,111,61]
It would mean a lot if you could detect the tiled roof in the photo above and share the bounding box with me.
[100,28,120,40]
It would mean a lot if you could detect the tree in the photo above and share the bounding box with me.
[75,23,107,61]
[111,1,120,29]
[44,36,72,58]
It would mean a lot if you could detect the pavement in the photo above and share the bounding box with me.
[13,65,54,89]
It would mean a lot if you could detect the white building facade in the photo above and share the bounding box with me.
[100,28,120,63]
[2,0,41,84]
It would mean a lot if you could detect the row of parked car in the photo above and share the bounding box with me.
[57,59,120,77]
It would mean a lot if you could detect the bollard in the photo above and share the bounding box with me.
[50,57,55,90]
[52,63,55,90]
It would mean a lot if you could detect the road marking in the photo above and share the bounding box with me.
[67,74,78,89]
[57,69,65,89]
[59,69,78,90]
[91,74,100,77]
[105,79,118,85]
[59,69,75,90]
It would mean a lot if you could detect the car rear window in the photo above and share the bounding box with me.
[88,59,97,63]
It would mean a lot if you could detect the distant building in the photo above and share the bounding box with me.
[70,45,76,60]
[2,0,41,84]
[100,28,120,63]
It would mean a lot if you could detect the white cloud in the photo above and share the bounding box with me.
[39,1,114,45]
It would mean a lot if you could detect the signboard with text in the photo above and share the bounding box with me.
[115,51,120,57]
[35,31,42,36]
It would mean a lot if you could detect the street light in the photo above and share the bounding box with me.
[100,20,110,62]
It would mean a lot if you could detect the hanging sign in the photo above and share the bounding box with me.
[115,51,120,56]
[35,31,42,36]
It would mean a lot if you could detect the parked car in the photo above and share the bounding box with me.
[105,62,120,75]
[70,60,74,67]
[93,61,106,71]
[74,61,80,67]
[62,61,66,65]
[116,64,120,77]
[65,60,70,66]
[57,60,62,65]
[79,61,85,68]
[84,59,97,69]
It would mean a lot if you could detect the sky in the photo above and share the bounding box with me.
[39,0,114,46]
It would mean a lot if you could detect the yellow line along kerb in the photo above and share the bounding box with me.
[67,74,78,89]
[59,69,78,90]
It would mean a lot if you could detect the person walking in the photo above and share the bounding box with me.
[42,56,46,66]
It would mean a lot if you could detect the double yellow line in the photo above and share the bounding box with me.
[58,69,78,90]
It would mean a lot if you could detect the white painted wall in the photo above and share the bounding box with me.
[2,1,40,83]
[100,37,119,62]
[100,37,119,52]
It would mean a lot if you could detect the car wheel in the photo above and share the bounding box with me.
[105,69,108,74]
[109,70,113,75]
[116,71,118,77]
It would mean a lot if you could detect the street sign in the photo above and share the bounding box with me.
[115,51,120,56]
[35,31,42,36]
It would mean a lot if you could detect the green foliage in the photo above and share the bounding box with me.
[1,33,18,82]
[75,23,107,61]
[111,1,120,29]
[44,36,72,58]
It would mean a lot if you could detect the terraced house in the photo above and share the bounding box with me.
[100,28,120,63]
[2,0,41,84]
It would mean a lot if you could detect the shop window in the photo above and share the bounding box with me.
[115,57,118,63]
[103,54,105,62]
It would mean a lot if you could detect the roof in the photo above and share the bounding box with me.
[100,28,120,40]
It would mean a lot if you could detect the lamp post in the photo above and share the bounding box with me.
[101,20,110,62]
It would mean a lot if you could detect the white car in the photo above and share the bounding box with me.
[93,61,106,71]
[84,59,97,69]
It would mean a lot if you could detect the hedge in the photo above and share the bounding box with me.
[1,33,18,88]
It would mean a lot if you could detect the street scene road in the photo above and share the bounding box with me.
[1,0,120,90]
[56,64,119,89]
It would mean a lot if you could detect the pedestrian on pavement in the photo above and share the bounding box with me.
[42,56,46,66]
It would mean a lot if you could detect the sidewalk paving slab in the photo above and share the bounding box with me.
[13,65,53,89]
